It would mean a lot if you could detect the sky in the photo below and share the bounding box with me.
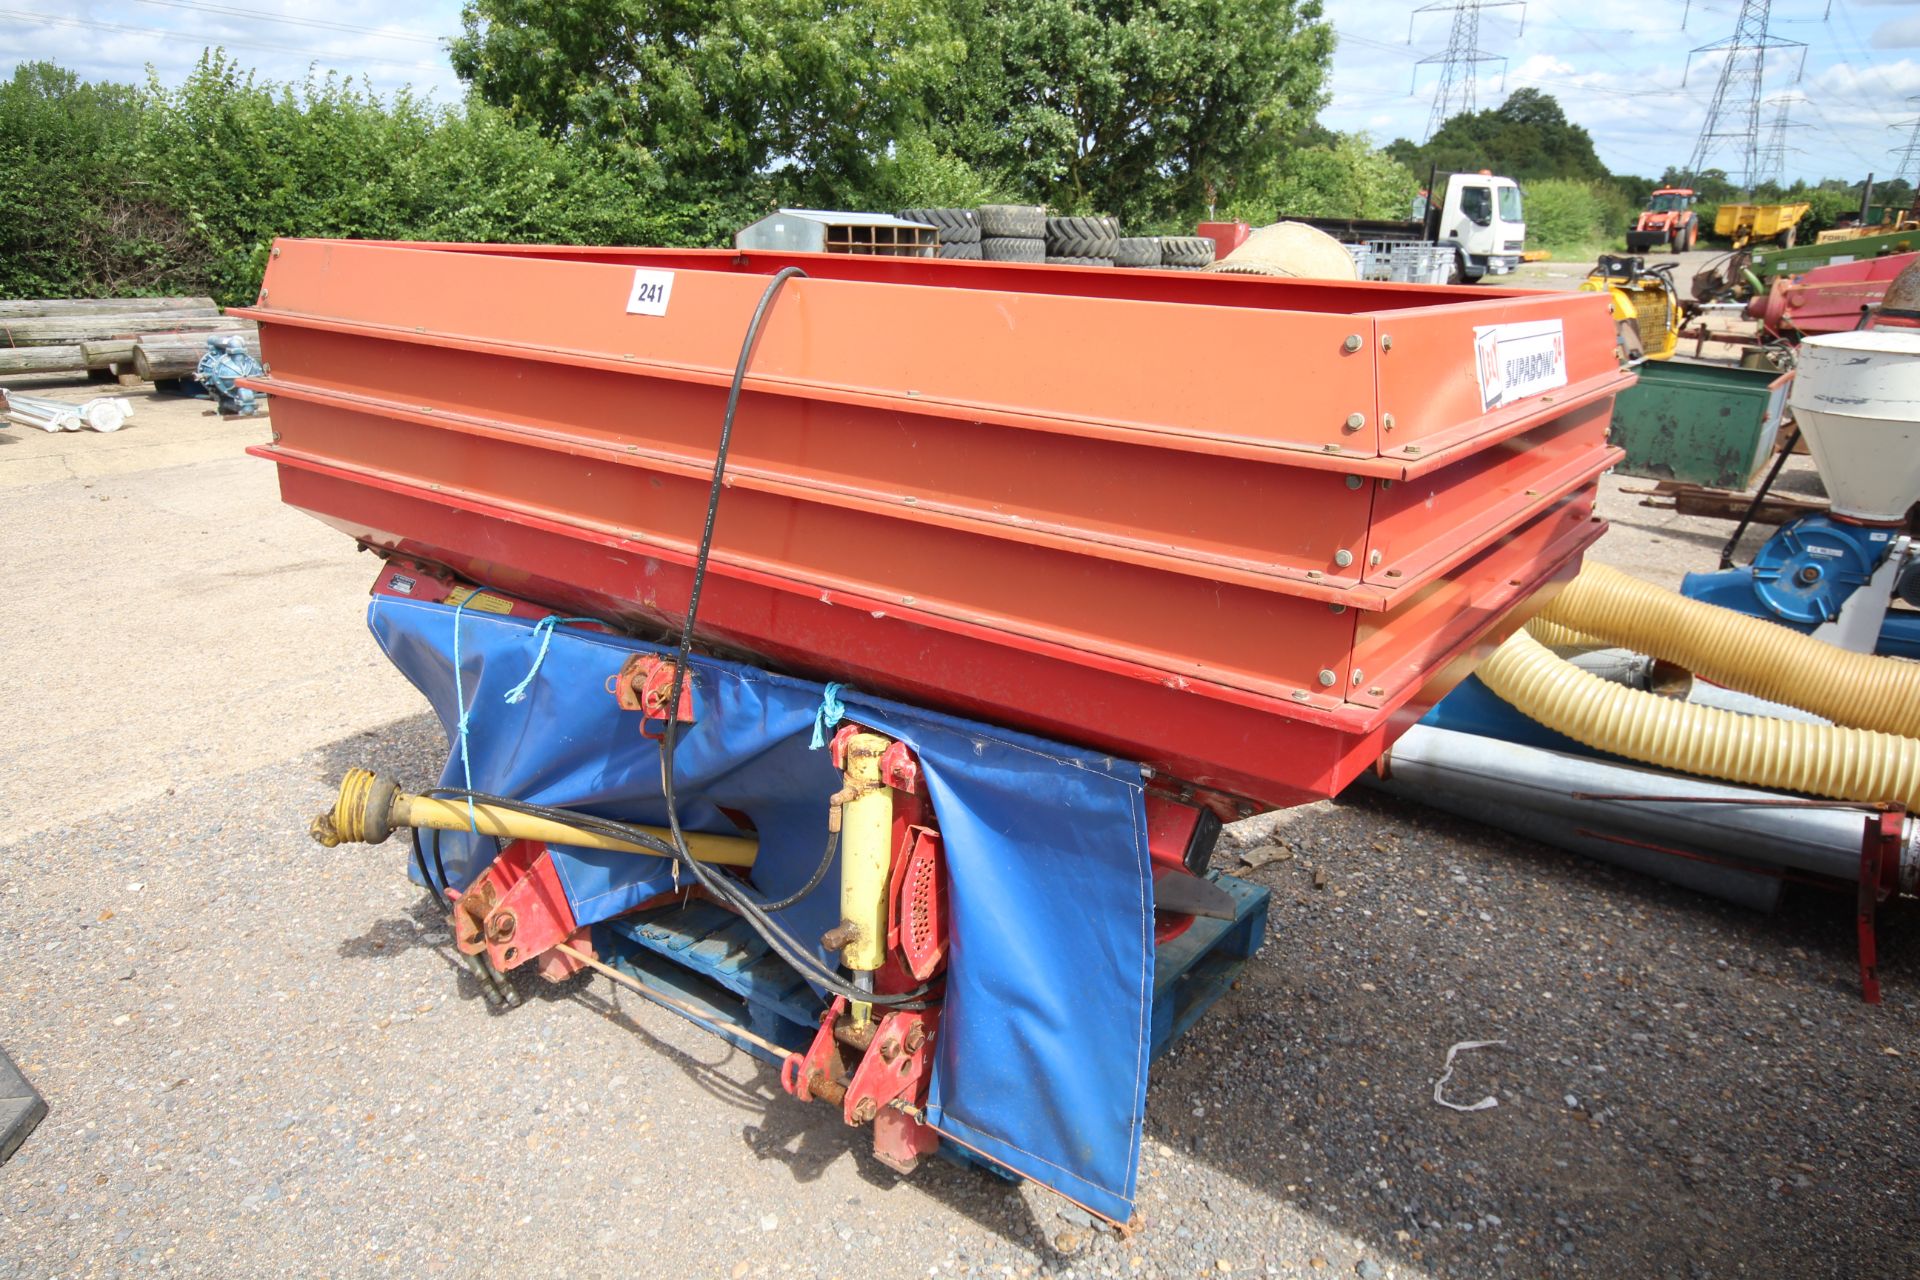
[1320,0,1920,183]
[3,0,1918,187]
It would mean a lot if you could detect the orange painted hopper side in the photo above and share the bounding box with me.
[240,241,1626,815]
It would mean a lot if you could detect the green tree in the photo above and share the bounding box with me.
[941,0,1334,224]
[0,62,206,298]
[1222,132,1418,224]
[1389,89,1607,183]
[449,0,963,208]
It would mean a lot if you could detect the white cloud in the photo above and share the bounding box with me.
[1872,15,1920,50]
[2,0,464,102]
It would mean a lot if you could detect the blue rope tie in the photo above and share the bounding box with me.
[503,615,598,705]
[810,681,849,750]
[451,594,482,833]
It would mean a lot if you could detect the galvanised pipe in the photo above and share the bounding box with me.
[1369,724,1920,895]
[1358,774,1783,911]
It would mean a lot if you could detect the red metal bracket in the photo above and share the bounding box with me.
[872,1102,940,1174]
[1858,808,1903,1004]
[842,1009,936,1127]
[886,826,947,981]
[782,995,848,1103]
[879,741,920,794]
[448,839,583,977]
[612,653,695,739]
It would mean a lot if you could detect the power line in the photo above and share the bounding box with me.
[1682,0,1806,192]
[126,0,444,45]
[1824,0,1906,126]
[1407,1,1527,140]
[0,7,444,72]
[1756,93,1809,186]
[1893,98,1920,186]
[1796,95,1892,171]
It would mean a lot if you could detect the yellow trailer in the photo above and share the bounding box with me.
[1715,201,1811,249]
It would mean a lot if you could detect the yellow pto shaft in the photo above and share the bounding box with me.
[309,768,758,867]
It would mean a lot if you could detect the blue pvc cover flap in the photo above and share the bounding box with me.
[369,597,1152,1219]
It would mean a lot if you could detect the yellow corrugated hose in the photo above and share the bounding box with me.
[1480,628,1920,807]
[1535,562,1920,740]
[1524,618,1603,650]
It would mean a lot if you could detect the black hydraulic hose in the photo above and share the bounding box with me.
[410,826,446,901]
[755,830,840,913]
[426,786,930,1006]
[649,265,930,1009]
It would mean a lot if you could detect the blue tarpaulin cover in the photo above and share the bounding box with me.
[369,596,1154,1220]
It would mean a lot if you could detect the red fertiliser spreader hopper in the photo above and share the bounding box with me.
[245,241,1626,1223]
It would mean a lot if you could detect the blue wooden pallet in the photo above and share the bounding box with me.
[1148,873,1270,1063]
[596,902,820,1064]
[591,872,1270,1071]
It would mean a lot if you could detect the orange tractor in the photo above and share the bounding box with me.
[1627,187,1701,254]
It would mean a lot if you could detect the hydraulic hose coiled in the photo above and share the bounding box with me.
[1535,562,1920,740]
[1479,628,1920,808]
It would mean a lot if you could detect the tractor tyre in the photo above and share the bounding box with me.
[1111,237,1162,268]
[1045,215,1121,259]
[980,236,1045,263]
[938,240,984,261]
[977,205,1047,238]
[898,208,981,244]
[1158,236,1217,268]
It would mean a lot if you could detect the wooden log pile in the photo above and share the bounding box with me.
[0,296,257,381]
[135,332,261,381]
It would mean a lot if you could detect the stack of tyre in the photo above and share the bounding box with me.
[970,205,1047,262]
[899,205,1219,271]
[898,208,982,260]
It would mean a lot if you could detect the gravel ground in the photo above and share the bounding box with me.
[3,350,1917,1280]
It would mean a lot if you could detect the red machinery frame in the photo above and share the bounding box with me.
[242,241,1626,815]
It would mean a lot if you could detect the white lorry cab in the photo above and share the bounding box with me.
[1416,171,1526,282]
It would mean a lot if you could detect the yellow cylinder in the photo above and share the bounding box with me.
[838,732,894,974]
